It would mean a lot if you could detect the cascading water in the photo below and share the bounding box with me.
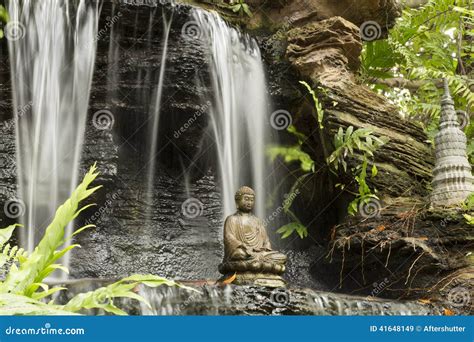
[194,11,271,219]
[146,11,173,218]
[8,0,99,252]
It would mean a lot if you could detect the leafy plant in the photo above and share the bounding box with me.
[267,125,315,173]
[0,164,195,315]
[327,126,388,215]
[277,222,308,239]
[360,0,473,162]
[461,193,474,225]
[299,81,325,129]
[462,192,474,210]
[327,126,388,172]
[463,214,474,226]
[0,5,8,39]
[267,125,314,239]
[229,0,252,17]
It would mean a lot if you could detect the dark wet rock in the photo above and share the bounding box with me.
[0,120,18,232]
[53,278,444,315]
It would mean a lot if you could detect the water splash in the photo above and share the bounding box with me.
[127,285,435,316]
[193,11,271,219]
[8,0,99,252]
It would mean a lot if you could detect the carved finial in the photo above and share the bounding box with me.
[439,79,458,127]
[442,78,450,100]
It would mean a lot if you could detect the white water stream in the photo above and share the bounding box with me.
[8,0,99,254]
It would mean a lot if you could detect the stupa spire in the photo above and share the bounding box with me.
[430,79,474,207]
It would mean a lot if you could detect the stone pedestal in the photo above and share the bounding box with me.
[220,272,286,287]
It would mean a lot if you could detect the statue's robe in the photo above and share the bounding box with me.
[219,212,286,274]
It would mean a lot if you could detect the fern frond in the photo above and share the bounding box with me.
[63,274,198,315]
[0,164,101,295]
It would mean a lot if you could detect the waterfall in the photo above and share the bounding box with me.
[146,11,173,217]
[8,0,99,252]
[194,11,271,219]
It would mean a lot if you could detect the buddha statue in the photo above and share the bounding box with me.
[218,186,287,287]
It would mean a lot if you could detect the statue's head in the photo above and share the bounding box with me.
[235,186,255,213]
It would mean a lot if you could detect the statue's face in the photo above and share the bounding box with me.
[237,194,254,212]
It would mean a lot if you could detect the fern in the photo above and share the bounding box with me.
[0,164,197,315]
[0,225,27,269]
[0,164,101,295]
[299,81,325,129]
[0,293,76,316]
[327,126,388,172]
[63,274,194,315]
[361,0,474,147]
[327,127,388,215]
[229,0,252,17]
[277,222,308,239]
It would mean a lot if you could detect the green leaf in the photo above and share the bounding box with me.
[242,4,253,17]
[371,164,378,178]
[267,145,314,172]
[0,225,21,246]
[0,293,77,316]
[63,274,197,314]
[299,81,324,129]
[0,164,101,295]
[277,222,308,239]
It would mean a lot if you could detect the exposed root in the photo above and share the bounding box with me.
[405,252,425,285]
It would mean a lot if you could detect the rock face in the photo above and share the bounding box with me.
[284,16,433,200]
[430,81,474,206]
[264,2,470,310]
[70,2,223,280]
[287,17,361,85]
[0,1,321,288]
[244,0,401,34]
